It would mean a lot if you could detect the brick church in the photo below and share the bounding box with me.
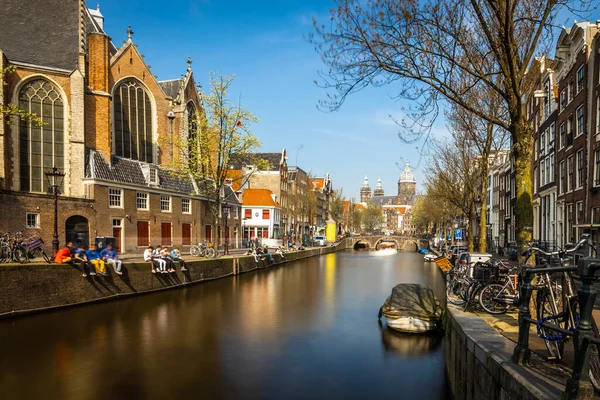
[0,0,241,253]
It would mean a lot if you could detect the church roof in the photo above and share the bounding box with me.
[399,163,416,183]
[0,0,80,71]
[158,79,183,100]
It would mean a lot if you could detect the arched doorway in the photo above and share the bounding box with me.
[65,216,89,248]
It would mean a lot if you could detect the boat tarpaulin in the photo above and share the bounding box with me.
[382,284,442,321]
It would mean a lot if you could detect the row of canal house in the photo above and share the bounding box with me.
[0,1,332,254]
[487,21,600,250]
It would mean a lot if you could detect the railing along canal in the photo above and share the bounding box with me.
[512,257,600,399]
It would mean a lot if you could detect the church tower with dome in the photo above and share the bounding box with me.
[373,177,385,197]
[397,163,416,205]
[360,175,372,203]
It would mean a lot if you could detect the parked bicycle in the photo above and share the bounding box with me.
[189,241,218,258]
[23,235,52,263]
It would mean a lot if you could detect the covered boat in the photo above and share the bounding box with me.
[378,284,442,333]
[423,253,437,261]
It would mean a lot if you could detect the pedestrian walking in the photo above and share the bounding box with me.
[100,244,123,275]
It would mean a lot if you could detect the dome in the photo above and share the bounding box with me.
[374,176,384,196]
[361,175,370,189]
[399,163,416,183]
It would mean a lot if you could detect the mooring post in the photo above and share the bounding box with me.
[563,259,599,399]
[512,265,533,365]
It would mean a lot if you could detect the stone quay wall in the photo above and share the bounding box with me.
[0,239,353,319]
[445,304,562,400]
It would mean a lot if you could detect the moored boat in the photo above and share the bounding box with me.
[378,284,442,333]
[423,253,437,261]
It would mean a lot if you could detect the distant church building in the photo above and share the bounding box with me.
[360,164,417,235]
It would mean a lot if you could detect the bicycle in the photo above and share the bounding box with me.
[478,262,519,314]
[23,235,52,263]
[190,241,218,258]
[526,236,600,390]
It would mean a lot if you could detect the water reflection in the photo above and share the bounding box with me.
[0,250,449,400]
[378,320,444,357]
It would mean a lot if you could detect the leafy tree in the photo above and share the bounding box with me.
[171,73,267,247]
[329,189,346,234]
[1,66,44,125]
[362,201,384,232]
[311,0,590,247]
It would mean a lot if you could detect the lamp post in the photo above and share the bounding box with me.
[167,110,176,162]
[223,204,231,255]
[44,167,65,255]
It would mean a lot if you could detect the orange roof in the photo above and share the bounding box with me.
[354,203,365,210]
[242,189,280,207]
[225,170,243,191]
[309,178,325,190]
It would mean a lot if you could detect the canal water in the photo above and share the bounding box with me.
[0,250,449,399]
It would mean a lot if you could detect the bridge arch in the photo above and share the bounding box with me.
[374,238,399,250]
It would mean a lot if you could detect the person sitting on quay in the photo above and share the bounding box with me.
[160,247,175,273]
[74,245,95,277]
[54,242,73,264]
[170,247,188,272]
[263,246,273,262]
[100,244,122,275]
[145,246,167,274]
[86,244,108,276]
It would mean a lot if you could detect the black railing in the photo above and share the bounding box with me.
[512,259,600,399]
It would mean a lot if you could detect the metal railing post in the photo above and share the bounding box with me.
[563,265,598,399]
[512,265,534,365]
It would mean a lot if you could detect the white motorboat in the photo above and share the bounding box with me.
[378,284,442,333]
[423,253,437,261]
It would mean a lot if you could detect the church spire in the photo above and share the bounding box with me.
[374,176,384,197]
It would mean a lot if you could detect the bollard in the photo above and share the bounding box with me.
[563,260,599,399]
[512,265,534,365]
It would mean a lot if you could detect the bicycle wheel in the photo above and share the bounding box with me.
[211,248,219,258]
[0,243,10,262]
[14,248,27,263]
[446,279,466,305]
[479,283,509,314]
[536,288,565,359]
[206,247,216,258]
[41,250,52,264]
[588,318,600,393]
[190,245,200,257]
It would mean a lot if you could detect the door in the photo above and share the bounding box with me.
[137,221,149,247]
[182,223,191,246]
[161,223,172,246]
[205,225,212,241]
[112,218,122,252]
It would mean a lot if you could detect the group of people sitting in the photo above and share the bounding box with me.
[246,245,290,262]
[54,242,122,278]
[143,246,188,274]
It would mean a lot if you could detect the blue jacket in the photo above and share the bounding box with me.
[100,248,118,259]
[86,249,101,260]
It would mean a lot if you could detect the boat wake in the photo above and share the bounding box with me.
[373,248,397,256]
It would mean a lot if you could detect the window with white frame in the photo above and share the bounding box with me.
[109,188,123,208]
[577,106,584,136]
[577,150,584,189]
[549,154,554,184]
[26,212,39,228]
[540,160,545,187]
[181,198,191,214]
[546,157,550,185]
[234,206,239,219]
[567,156,574,191]
[136,192,148,210]
[577,201,584,224]
[596,149,600,186]
[577,66,585,93]
[550,123,555,146]
[534,139,538,160]
[569,81,575,102]
[544,80,551,118]
[596,95,600,134]
[160,195,171,212]
[540,132,545,154]
[560,160,565,194]
[534,167,538,193]
[560,89,567,111]
[560,123,565,149]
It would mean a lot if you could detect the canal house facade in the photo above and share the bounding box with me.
[0,1,241,253]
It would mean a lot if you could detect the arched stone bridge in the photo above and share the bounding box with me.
[353,236,429,252]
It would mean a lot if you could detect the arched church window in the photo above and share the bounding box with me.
[113,79,153,162]
[19,79,64,192]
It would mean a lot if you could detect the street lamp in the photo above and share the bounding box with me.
[223,204,231,255]
[167,110,176,162]
[44,167,65,255]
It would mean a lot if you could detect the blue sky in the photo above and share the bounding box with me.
[97,0,433,200]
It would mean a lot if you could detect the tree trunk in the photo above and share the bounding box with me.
[512,117,534,248]
[467,210,474,252]
[478,176,489,253]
